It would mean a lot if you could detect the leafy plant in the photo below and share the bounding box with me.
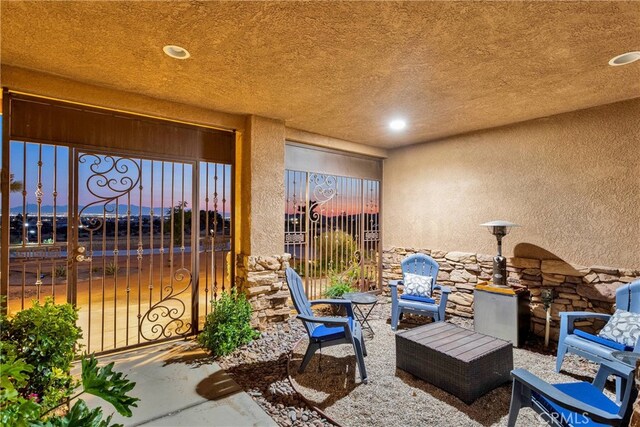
[80,356,138,417]
[4,298,82,408]
[104,262,120,276]
[315,230,356,271]
[0,355,41,427]
[323,272,356,299]
[198,290,259,357]
[1,354,139,427]
[53,265,67,279]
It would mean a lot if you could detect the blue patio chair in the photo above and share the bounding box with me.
[285,268,368,384]
[389,253,451,330]
[556,280,640,374]
[507,359,636,426]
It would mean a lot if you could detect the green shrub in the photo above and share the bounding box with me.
[104,262,120,276]
[323,272,356,299]
[53,265,67,279]
[0,354,139,427]
[5,298,82,408]
[0,298,138,426]
[315,230,356,271]
[198,290,259,357]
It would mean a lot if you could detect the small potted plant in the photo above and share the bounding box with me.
[323,270,356,315]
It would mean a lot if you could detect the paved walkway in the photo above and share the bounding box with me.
[81,340,276,427]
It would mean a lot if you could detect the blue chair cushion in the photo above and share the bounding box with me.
[534,382,619,427]
[310,318,354,341]
[574,329,632,351]
[400,294,436,304]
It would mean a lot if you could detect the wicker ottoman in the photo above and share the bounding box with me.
[396,322,513,404]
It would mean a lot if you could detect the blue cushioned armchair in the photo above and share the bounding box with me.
[556,280,640,373]
[507,359,636,426]
[285,268,368,383]
[389,253,451,330]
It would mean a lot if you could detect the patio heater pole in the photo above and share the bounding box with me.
[480,221,519,288]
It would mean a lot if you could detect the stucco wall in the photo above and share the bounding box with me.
[241,115,286,255]
[383,99,640,268]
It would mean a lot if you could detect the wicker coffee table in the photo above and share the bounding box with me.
[396,322,513,404]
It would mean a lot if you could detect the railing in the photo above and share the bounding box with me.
[285,170,381,298]
[3,139,234,353]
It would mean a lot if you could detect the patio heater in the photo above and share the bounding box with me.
[480,220,519,288]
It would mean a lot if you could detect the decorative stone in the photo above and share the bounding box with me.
[598,273,619,282]
[557,292,581,300]
[541,260,587,277]
[450,269,476,283]
[591,265,619,275]
[445,251,476,263]
[247,285,272,296]
[584,272,599,283]
[430,250,447,258]
[439,262,454,272]
[509,257,540,269]
[565,276,582,284]
[521,268,541,276]
[449,292,473,306]
[455,283,476,291]
[437,271,450,281]
[247,271,279,286]
[573,320,593,327]
[265,291,290,300]
[464,264,481,273]
[576,282,622,303]
[542,273,565,285]
[476,254,494,263]
[620,268,640,277]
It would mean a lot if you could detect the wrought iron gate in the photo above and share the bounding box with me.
[3,140,233,353]
[284,170,381,298]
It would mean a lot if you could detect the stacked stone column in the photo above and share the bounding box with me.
[236,254,292,329]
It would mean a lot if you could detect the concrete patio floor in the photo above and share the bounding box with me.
[80,339,277,427]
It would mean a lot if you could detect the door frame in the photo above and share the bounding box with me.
[1,90,236,354]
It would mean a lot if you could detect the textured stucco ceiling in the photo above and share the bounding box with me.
[2,1,639,148]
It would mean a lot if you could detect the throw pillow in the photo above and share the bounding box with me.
[403,272,433,298]
[598,309,640,348]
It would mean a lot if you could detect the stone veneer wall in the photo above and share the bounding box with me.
[632,361,640,427]
[383,247,639,341]
[236,254,292,329]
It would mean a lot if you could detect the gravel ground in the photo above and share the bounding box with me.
[218,321,337,427]
[216,297,602,427]
[287,298,604,427]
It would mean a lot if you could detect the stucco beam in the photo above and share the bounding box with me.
[0,65,245,131]
[286,128,387,159]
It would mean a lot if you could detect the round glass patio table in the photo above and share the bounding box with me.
[342,292,377,335]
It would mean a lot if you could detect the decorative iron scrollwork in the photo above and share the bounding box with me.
[139,267,193,341]
[309,174,337,223]
[77,154,141,232]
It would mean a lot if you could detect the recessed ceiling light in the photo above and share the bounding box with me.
[163,45,190,60]
[608,51,640,66]
[389,119,407,131]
